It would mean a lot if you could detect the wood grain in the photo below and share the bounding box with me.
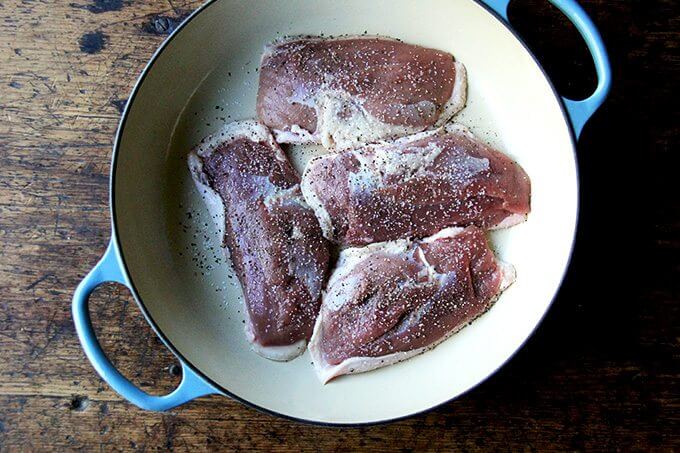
[0,0,678,450]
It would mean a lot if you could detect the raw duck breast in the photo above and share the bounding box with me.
[301,124,531,246]
[188,120,330,361]
[308,226,515,383]
[257,36,467,151]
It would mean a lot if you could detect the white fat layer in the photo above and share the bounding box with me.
[250,339,308,362]
[308,229,517,383]
[194,119,286,163]
[273,125,318,144]
[435,62,468,127]
[315,90,424,151]
[443,121,476,138]
[421,226,465,243]
[188,120,307,361]
[415,246,441,283]
[490,213,527,230]
[300,162,336,240]
[188,152,226,241]
[498,260,517,291]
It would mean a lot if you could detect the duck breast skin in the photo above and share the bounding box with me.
[257,36,467,151]
[301,123,531,246]
[188,120,330,361]
[308,226,515,383]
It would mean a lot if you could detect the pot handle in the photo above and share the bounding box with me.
[72,239,219,411]
[481,0,612,138]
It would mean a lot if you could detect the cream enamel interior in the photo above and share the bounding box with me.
[114,0,577,424]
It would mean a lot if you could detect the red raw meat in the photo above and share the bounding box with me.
[257,36,467,150]
[301,124,531,246]
[308,226,514,382]
[188,121,330,361]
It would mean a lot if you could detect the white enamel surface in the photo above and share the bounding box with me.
[113,0,577,424]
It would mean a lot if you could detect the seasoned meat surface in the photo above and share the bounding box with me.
[301,124,531,246]
[257,36,467,150]
[188,121,330,361]
[308,226,515,382]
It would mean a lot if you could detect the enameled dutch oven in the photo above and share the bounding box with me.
[73,0,611,425]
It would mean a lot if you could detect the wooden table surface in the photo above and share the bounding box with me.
[1,0,678,450]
